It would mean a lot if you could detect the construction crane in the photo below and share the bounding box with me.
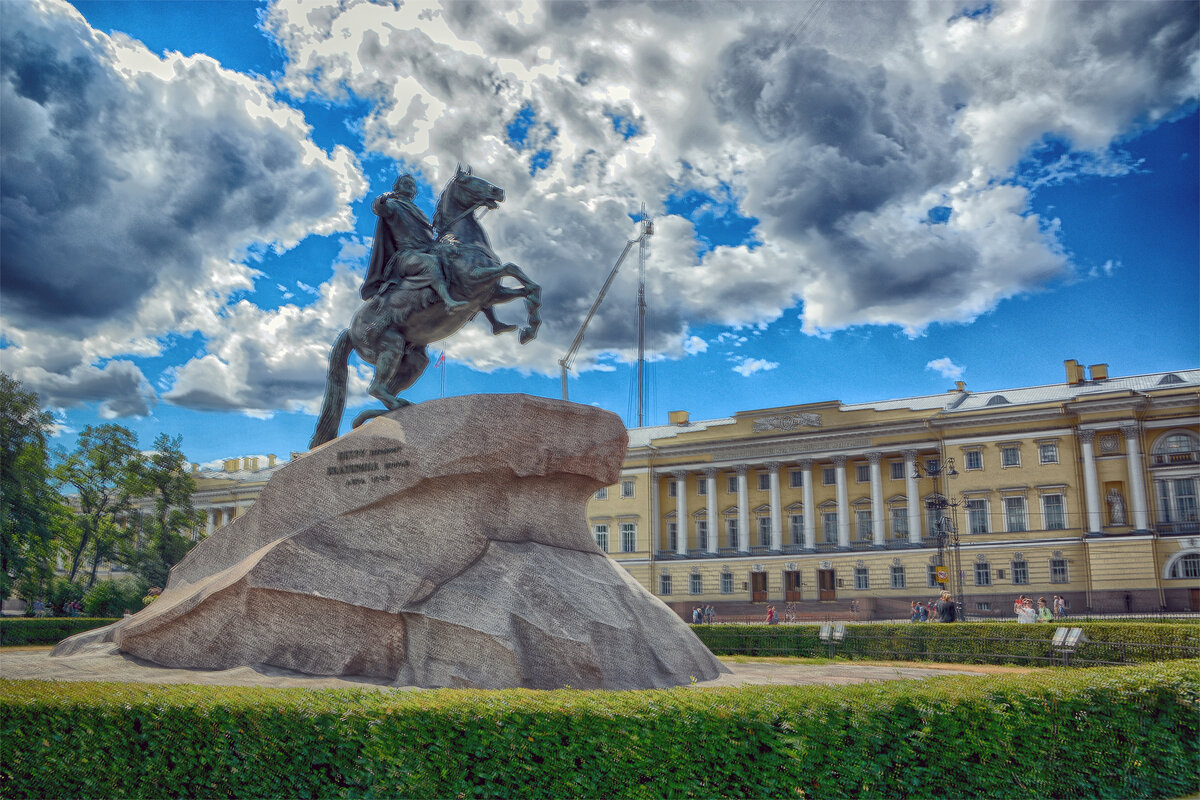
[559,209,653,425]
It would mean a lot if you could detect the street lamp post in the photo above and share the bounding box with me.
[913,455,966,620]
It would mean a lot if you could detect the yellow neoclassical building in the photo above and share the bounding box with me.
[589,360,1200,618]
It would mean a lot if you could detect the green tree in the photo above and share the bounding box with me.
[124,433,200,586]
[0,373,67,599]
[53,424,144,587]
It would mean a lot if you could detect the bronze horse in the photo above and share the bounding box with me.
[309,168,541,448]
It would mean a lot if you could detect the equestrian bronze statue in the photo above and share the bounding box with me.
[309,167,541,448]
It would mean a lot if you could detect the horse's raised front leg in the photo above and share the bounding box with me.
[480,306,517,335]
[499,262,542,344]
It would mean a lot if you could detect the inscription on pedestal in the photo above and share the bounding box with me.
[327,445,410,486]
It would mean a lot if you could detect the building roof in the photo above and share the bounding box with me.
[627,417,737,448]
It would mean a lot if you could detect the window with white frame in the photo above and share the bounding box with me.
[757,516,771,546]
[1012,559,1029,584]
[620,479,634,498]
[1168,553,1200,579]
[697,480,706,496]
[726,518,739,549]
[1038,441,1059,464]
[594,487,608,500]
[855,463,870,483]
[1049,558,1068,583]
[757,472,770,491]
[593,524,609,552]
[620,522,637,552]
[690,573,702,595]
[854,567,869,590]
[789,514,804,544]
[1042,494,1066,530]
[974,562,992,586]
[964,450,983,471]
[1001,445,1021,468]
[720,571,733,593]
[890,461,905,480]
[1153,432,1200,466]
[659,572,672,595]
[855,508,872,540]
[790,469,804,488]
[822,467,836,485]
[667,521,678,551]
[890,507,908,538]
[927,565,939,588]
[1004,496,1028,532]
[696,519,708,550]
[926,502,946,537]
[890,564,906,589]
[1156,477,1198,525]
[668,481,677,498]
[965,499,989,534]
[727,475,738,494]
[822,512,838,543]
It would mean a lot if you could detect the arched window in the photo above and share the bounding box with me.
[1152,432,1199,466]
[1167,553,1200,580]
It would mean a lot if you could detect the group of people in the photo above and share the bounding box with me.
[1014,594,1066,622]
[909,591,959,622]
[691,605,716,624]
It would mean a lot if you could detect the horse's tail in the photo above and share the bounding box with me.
[308,329,352,450]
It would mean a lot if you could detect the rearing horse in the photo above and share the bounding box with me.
[309,168,541,448]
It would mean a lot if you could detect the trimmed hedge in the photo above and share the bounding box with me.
[693,622,1200,665]
[2,662,1198,798]
[0,618,119,647]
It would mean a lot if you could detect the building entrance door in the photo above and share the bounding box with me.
[1190,587,1199,612]
[751,571,768,602]
[818,569,836,601]
[784,571,803,601]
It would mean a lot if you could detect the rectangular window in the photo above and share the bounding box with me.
[1049,558,1068,583]
[690,573,702,595]
[659,573,672,595]
[1001,446,1021,468]
[822,512,838,543]
[593,524,609,552]
[822,467,836,486]
[667,522,678,551]
[1004,496,1028,532]
[1012,560,1029,585]
[757,472,770,491]
[790,469,803,488]
[974,562,992,586]
[668,481,677,498]
[594,487,608,500]
[697,480,706,496]
[720,572,733,594]
[726,518,739,549]
[855,464,870,483]
[621,479,634,498]
[855,509,872,540]
[696,520,708,550]
[890,507,908,538]
[927,565,939,588]
[620,522,637,552]
[757,516,771,546]
[727,475,738,494]
[890,461,905,480]
[789,514,804,545]
[890,565,906,589]
[927,504,944,537]
[1157,477,1198,524]
[1042,494,1066,530]
[966,499,989,534]
[1039,442,1059,464]
[854,567,869,590]
[965,450,983,471]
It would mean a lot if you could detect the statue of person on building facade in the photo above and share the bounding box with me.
[1107,489,1127,526]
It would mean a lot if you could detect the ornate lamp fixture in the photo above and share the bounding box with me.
[912,456,966,620]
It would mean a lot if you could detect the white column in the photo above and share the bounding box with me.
[736,465,750,553]
[649,470,661,552]
[904,449,921,544]
[205,508,216,536]
[833,455,850,549]
[1121,423,1150,530]
[767,462,782,551]
[673,470,689,556]
[868,452,885,547]
[704,468,719,554]
[800,459,815,550]
[1079,431,1103,534]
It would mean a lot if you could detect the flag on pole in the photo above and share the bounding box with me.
[435,351,445,367]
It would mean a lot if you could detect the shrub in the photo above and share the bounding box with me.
[0,617,119,647]
[1,662,1196,798]
[80,577,148,618]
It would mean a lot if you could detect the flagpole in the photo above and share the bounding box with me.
[440,351,446,398]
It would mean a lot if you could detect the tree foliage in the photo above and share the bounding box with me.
[123,433,199,586]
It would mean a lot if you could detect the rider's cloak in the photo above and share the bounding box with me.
[360,194,437,301]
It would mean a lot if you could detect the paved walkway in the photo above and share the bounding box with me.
[0,645,1013,691]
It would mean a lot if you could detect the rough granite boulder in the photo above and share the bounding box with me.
[54,394,726,689]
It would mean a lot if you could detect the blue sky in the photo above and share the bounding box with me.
[2,0,1196,466]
